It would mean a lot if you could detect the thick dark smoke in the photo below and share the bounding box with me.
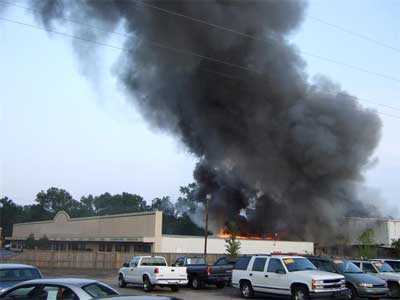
[31,0,381,241]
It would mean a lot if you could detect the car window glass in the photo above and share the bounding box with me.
[2,286,38,299]
[216,258,226,265]
[267,258,285,273]
[141,257,167,266]
[234,257,251,270]
[386,261,400,272]
[319,261,336,273]
[0,268,41,282]
[352,262,361,268]
[252,257,267,272]
[82,283,118,298]
[363,263,377,273]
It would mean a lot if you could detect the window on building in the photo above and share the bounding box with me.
[124,244,130,252]
[106,243,113,252]
[134,244,151,253]
[252,257,267,272]
[115,243,123,252]
[99,243,106,252]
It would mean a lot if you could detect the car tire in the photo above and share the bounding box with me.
[170,285,179,292]
[292,286,310,300]
[191,276,202,290]
[388,281,400,298]
[118,274,127,288]
[216,282,226,289]
[347,284,358,300]
[240,280,254,298]
[143,276,153,292]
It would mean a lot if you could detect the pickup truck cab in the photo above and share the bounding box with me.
[371,259,400,272]
[352,260,400,298]
[174,256,232,289]
[118,256,188,292]
[308,257,388,299]
[232,255,349,299]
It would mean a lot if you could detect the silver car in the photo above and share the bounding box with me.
[0,278,119,300]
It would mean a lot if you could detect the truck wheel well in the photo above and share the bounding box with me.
[291,283,309,294]
[239,279,252,287]
[143,274,149,281]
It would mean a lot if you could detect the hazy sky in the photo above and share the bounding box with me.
[1,0,399,209]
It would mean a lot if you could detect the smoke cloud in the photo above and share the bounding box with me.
[31,0,381,241]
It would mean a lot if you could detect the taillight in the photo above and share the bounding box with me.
[207,266,211,276]
[154,267,159,274]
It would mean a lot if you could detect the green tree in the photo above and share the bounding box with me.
[151,196,175,215]
[35,187,82,217]
[92,192,148,215]
[392,239,400,256]
[0,197,24,237]
[25,234,36,249]
[224,222,241,258]
[358,228,377,259]
[37,235,50,250]
[175,183,198,217]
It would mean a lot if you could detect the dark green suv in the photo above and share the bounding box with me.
[308,257,388,299]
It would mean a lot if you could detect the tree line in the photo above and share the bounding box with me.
[0,183,206,238]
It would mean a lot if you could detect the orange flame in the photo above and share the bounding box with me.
[217,228,275,240]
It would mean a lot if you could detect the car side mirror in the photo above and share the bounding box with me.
[171,263,176,267]
[123,262,129,268]
[276,269,286,274]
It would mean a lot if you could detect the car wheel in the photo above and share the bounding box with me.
[292,286,310,300]
[191,276,202,289]
[216,282,226,289]
[143,276,153,292]
[388,281,400,298]
[240,281,254,298]
[347,284,358,300]
[118,274,127,288]
[170,285,179,292]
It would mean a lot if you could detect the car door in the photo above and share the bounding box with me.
[265,258,290,295]
[127,257,139,283]
[249,257,269,293]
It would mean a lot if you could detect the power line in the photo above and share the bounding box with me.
[1,13,399,121]
[308,16,400,54]
[2,0,400,85]
[131,0,400,84]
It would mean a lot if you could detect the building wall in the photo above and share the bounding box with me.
[11,211,162,243]
[387,220,400,245]
[160,235,314,254]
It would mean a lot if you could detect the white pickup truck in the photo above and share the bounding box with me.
[232,255,350,299]
[118,256,188,292]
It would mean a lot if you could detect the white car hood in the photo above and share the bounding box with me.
[293,270,344,280]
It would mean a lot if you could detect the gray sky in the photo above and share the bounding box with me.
[0,0,399,209]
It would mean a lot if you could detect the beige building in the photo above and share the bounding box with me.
[7,211,314,254]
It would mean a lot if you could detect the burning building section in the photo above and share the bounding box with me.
[33,0,382,243]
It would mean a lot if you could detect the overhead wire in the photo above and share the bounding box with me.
[0,2,399,120]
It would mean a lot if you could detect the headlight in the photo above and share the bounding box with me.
[312,279,324,289]
[358,283,373,288]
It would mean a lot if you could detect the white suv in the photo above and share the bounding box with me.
[232,255,349,299]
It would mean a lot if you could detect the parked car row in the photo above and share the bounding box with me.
[118,255,236,292]
[2,255,400,300]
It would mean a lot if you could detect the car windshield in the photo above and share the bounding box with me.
[372,261,394,273]
[186,258,206,265]
[140,257,167,266]
[283,258,317,272]
[386,261,400,272]
[82,283,118,297]
[0,268,41,282]
[334,260,363,274]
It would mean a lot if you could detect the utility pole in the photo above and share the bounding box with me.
[204,194,211,259]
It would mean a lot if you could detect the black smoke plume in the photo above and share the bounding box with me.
[31,0,381,241]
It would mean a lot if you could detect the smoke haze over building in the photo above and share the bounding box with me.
[30,0,381,241]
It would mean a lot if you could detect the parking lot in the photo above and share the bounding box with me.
[42,268,271,300]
